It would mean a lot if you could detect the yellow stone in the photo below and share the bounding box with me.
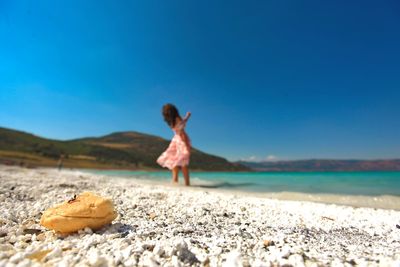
[40,192,117,234]
[27,249,52,261]
[149,212,157,220]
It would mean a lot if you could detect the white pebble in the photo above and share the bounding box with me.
[44,246,62,261]
[88,249,107,267]
[84,227,93,234]
[223,250,243,267]
[153,244,164,256]
[9,252,24,264]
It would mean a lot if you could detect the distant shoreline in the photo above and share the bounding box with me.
[81,168,400,210]
[238,159,400,172]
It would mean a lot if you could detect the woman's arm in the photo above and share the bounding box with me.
[182,112,191,123]
[175,112,191,133]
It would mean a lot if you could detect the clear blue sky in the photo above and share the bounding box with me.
[1,0,399,161]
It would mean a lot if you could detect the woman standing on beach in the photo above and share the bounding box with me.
[157,104,191,186]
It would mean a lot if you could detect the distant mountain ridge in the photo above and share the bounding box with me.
[0,127,247,171]
[2,126,399,172]
[237,159,400,172]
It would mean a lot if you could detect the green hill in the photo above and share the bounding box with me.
[0,127,247,171]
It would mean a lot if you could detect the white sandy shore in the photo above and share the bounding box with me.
[0,166,399,266]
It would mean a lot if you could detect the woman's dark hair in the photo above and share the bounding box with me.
[162,104,180,128]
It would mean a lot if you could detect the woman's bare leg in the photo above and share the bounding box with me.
[182,166,190,186]
[172,167,179,184]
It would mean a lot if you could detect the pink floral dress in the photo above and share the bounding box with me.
[157,119,191,170]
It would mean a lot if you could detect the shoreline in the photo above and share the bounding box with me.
[81,168,400,211]
[0,166,399,266]
[118,177,400,211]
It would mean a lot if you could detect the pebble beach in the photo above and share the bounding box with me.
[0,166,399,266]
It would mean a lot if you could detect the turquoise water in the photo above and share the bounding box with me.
[85,170,400,196]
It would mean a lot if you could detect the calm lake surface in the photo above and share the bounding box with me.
[85,170,400,196]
